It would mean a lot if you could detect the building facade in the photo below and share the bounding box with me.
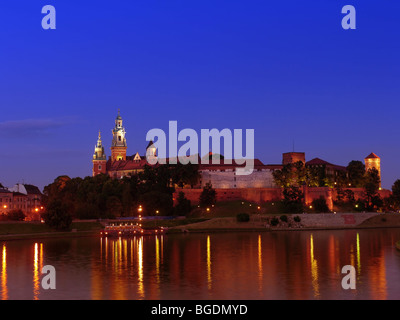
[0,184,43,220]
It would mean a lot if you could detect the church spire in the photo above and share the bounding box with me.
[93,130,106,160]
[92,130,107,176]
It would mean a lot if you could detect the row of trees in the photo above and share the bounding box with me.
[271,159,390,213]
[43,163,200,222]
[275,175,400,214]
[272,160,376,188]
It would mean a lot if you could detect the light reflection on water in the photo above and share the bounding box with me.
[1,228,400,300]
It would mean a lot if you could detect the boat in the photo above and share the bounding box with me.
[100,223,166,237]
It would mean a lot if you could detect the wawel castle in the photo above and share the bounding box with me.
[92,112,382,199]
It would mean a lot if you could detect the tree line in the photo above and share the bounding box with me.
[272,160,400,213]
[42,163,200,221]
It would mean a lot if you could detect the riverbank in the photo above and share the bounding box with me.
[0,221,103,241]
[168,212,400,233]
[1,213,400,240]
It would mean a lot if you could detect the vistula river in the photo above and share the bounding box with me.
[1,228,400,300]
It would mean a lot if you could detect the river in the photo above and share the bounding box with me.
[1,228,400,300]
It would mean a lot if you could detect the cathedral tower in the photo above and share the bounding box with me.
[111,109,127,162]
[92,131,107,176]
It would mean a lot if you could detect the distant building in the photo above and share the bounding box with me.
[305,158,347,182]
[0,188,13,216]
[0,184,43,220]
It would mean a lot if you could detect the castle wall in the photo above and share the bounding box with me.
[200,169,276,189]
[174,186,392,210]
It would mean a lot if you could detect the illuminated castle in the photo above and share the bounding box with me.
[92,111,277,188]
[92,111,382,191]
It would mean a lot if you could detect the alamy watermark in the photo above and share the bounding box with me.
[41,265,56,290]
[145,121,255,175]
[341,265,356,290]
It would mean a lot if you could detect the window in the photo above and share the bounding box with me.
[118,136,121,141]
[98,165,102,170]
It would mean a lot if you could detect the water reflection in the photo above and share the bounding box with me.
[309,234,320,298]
[0,228,400,300]
[33,243,43,300]
[207,235,212,290]
[137,237,144,299]
[1,244,7,300]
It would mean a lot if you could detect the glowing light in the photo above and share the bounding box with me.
[257,206,261,210]
[206,208,210,212]
[3,205,6,209]
[35,208,39,212]
[309,205,313,209]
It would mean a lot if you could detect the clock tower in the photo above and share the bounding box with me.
[111,109,127,162]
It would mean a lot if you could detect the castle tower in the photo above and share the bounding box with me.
[365,152,381,187]
[92,131,107,176]
[282,152,305,165]
[146,140,157,164]
[111,109,127,162]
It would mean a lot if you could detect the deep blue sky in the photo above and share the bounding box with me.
[0,1,399,191]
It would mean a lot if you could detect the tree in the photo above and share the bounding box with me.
[7,209,26,221]
[171,163,200,188]
[280,186,304,213]
[390,179,400,210]
[174,192,192,216]
[312,196,330,213]
[364,168,381,211]
[42,200,72,231]
[347,161,366,187]
[199,183,216,207]
[106,196,123,218]
[306,165,333,187]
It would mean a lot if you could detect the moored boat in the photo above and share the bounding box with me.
[100,224,166,237]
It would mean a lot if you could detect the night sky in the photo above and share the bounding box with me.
[1,1,399,191]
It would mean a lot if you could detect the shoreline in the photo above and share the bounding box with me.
[2,213,400,241]
[0,230,100,241]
